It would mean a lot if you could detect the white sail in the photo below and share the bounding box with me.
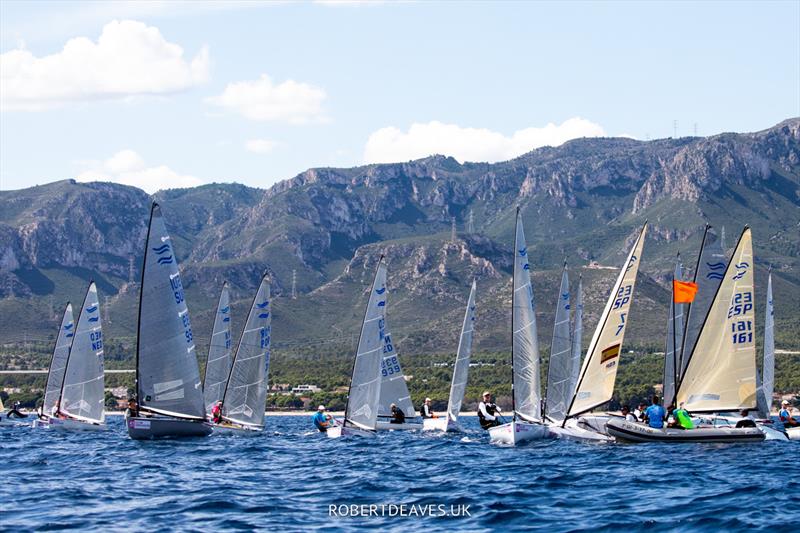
[345,258,388,430]
[545,265,572,423]
[60,282,105,424]
[203,283,233,416]
[680,226,727,379]
[756,272,775,418]
[446,280,477,422]
[137,203,205,420]
[512,209,541,422]
[662,258,685,409]
[568,222,648,417]
[377,320,415,419]
[569,276,583,397]
[222,275,271,428]
[43,303,74,415]
[676,227,757,412]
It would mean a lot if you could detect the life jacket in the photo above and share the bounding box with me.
[211,405,222,422]
[421,404,435,418]
[477,402,497,422]
[675,409,694,429]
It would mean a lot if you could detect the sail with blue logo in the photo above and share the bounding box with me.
[344,258,388,430]
[567,222,648,418]
[545,264,572,423]
[203,283,233,417]
[512,209,542,422]
[676,227,757,412]
[60,282,105,423]
[221,274,272,428]
[662,256,685,409]
[756,270,774,418]
[136,203,205,420]
[679,226,727,380]
[446,279,477,422]
[377,306,415,420]
[569,276,583,399]
[43,303,74,415]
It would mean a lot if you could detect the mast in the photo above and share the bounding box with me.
[510,208,519,421]
[135,203,158,405]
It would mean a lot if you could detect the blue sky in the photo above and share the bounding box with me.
[1,0,798,193]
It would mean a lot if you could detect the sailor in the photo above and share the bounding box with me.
[643,395,666,429]
[50,400,61,419]
[125,398,139,418]
[421,398,437,419]
[211,400,223,424]
[779,400,799,428]
[634,402,647,422]
[7,401,27,419]
[390,403,406,424]
[670,402,694,430]
[312,405,333,432]
[621,405,637,422]
[478,391,502,430]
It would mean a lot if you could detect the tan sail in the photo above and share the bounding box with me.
[676,227,757,412]
[567,222,648,417]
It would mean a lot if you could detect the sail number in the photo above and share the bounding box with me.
[170,275,186,305]
[224,331,231,349]
[613,285,632,310]
[181,313,193,343]
[731,320,753,344]
[382,355,401,377]
[727,291,752,318]
[90,330,103,351]
[260,326,271,349]
[383,334,394,354]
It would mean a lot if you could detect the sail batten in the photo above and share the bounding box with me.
[545,265,572,423]
[567,222,648,418]
[676,227,757,413]
[512,210,541,422]
[221,275,272,428]
[43,303,74,414]
[203,284,232,417]
[344,259,388,430]
[60,282,105,423]
[137,204,205,420]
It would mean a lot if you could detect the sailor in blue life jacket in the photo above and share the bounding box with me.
[390,403,406,424]
[643,395,666,429]
[779,400,799,428]
[478,391,502,430]
[420,398,437,419]
[312,405,333,432]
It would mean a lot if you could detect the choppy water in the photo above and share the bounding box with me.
[1,415,798,532]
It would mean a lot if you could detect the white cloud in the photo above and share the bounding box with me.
[245,139,279,154]
[206,74,327,124]
[1,19,209,111]
[363,117,607,164]
[76,149,205,193]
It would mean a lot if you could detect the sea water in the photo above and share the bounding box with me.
[1,415,797,531]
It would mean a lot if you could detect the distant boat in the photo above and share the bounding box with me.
[488,208,549,445]
[328,257,388,439]
[203,283,233,418]
[609,226,767,443]
[211,273,272,435]
[543,263,573,424]
[552,222,648,442]
[375,289,420,431]
[33,301,74,426]
[423,279,476,432]
[43,282,107,431]
[126,203,211,439]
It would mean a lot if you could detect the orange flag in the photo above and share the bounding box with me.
[673,280,699,303]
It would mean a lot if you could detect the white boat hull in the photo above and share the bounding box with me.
[488,420,549,445]
[326,423,376,439]
[422,417,462,432]
[692,414,789,441]
[548,417,614,442]
[375,420,423,431]
[785,427,800,441]
[126,415,212,439]
[209,422,263,436]
[33,416,107,432]
[607,418,765,443]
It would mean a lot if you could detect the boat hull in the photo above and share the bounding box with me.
[692,415,789,441]
[786,427,800,441]
[126,415,212,440]
[209,422,263,436]
[326,424,376,439]
[548,417,614,442]
[607,418,766,443]
[422,417,462,432]
[375,420,423,431]
[33,417,107,432]
[488,420,549,445]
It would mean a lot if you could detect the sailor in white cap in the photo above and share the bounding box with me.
[780,400,798,428]
[421,397,437,419]
[312,404,333,432]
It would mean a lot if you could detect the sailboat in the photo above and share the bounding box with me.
[126,203,211,439]
[32,302,74,427]
[203,283,233,418]
[608,226,765,443]
[552,222,648,442]
[327,257,388,439]
[210,273,272,435]
[375,312,420,430]
[488,208,549,445]
[543,263,573,425]
[423,279,477,432]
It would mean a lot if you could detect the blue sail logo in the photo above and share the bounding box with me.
[152,244,171,255]
[523,263,530,270]
[518,248,527,257]
[222,317,230,322]
[88,316,99,322]
[258,312,270,319]
[256,300,269,309]
[377,300,386,307]
[64,323,74,330]
[221,306,230,314]
[157,256,174,265]
[706,261,726,280]
[86,305,98,313]
[732,261,749,281]
[375,287,386,295]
